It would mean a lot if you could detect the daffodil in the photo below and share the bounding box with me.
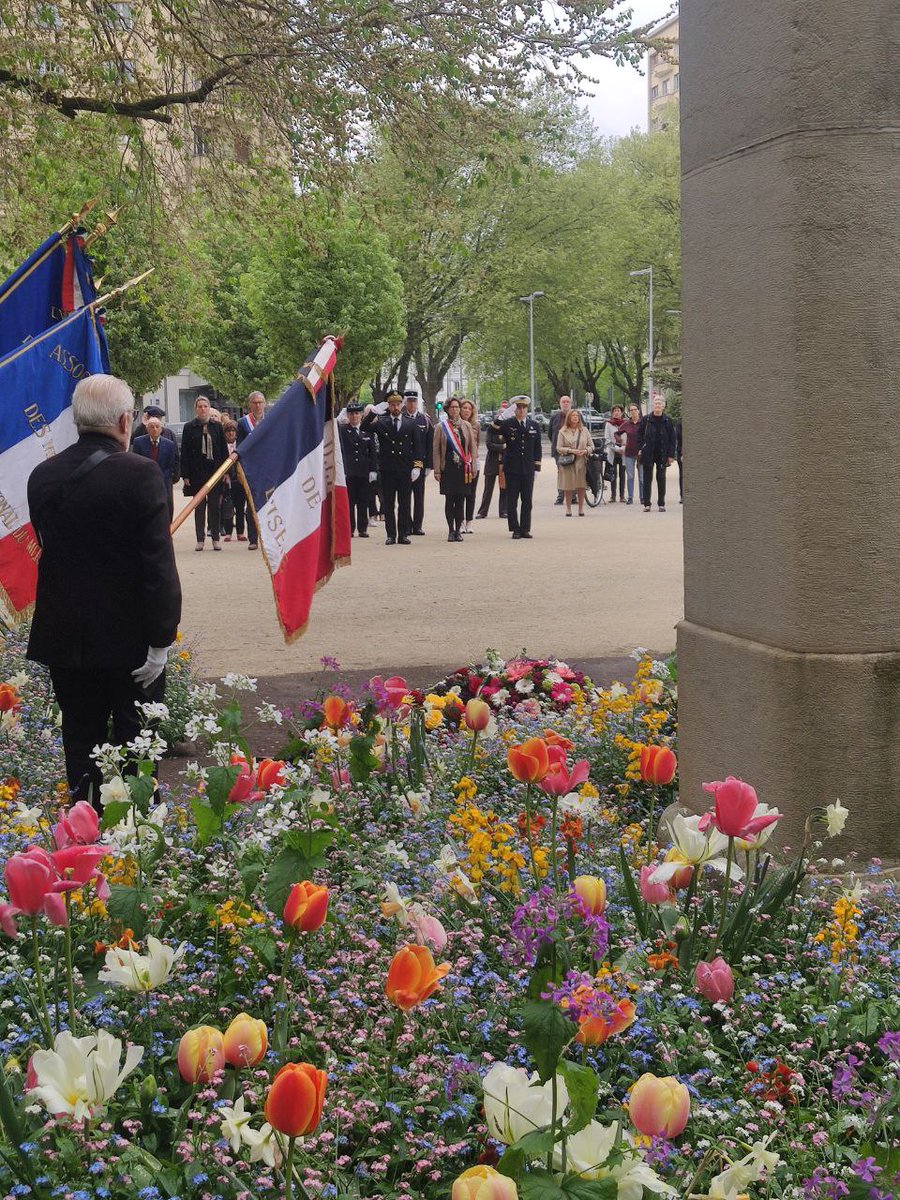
[99,935,185,992]
[824,800,849,837]
[219,1095,254,1153]
[28,1029,144,1121]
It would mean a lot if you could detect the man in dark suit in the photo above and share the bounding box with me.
[133,414,178,520]
[362,391,425,544]
[130,404,180,477]
[180,395,230,550]
[637,395,677,512]
[235,390,266,548]
[476,397,510,519]
[339,401,378,537]
[495,395,542,539]
[403,388,433,535]
[548,394,572,504]
[27,374,182,810]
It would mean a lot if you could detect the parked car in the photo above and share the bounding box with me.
[578,407,610,433]
[166,421,187,449]
[478,409,496,430]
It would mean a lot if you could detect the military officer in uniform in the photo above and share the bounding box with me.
[403,388,433,535]
[494,395,542,539]
[339,401,378,538]
[362,391,425,544]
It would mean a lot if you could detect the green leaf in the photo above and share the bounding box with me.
[264,848,310,916]
[617,843,648,938]
[100,800,132,830]
[191,797,223,847]
[281,826,335,863]
[558,1059,598,1134]
[107,883,153,939]
[561,1178,618,1198]
[519,1170,566,1199]
[522,1000,577,1083]
[496,1144,526,1180]
[513,1128,557,1159]
[348,733,379,784]
[206,765,241,816]
[127,772,157,816]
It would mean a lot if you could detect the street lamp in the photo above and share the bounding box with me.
[629,267,654,414]
[518,291,545,414]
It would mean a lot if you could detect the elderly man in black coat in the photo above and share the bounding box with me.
[637,395,677,512]
[27,373,182,809]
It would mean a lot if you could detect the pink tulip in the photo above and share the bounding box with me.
[228,763,264,804]
[0,902,20,938]
[629,1072,690,1138]
[51,845,106,885]
[639,865,674,905]
[409,909,448,952]
[703,776,781,840]
[370,674,410,714]
[5,851,54,914]
[53,801,100,849]
[541,756,590,796]
[695,957,734,1002]
[330,767,351,789]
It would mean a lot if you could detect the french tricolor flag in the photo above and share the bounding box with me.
[236,337,351,642]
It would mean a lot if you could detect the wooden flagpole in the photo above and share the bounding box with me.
[169,452,238,535]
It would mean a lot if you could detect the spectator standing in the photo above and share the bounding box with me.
[556,409,593,516]
[181,395,230,550]
[27,374,181,808]
[459,398,480,534]
[133,415,178,522]
[433,397,477,542]
[476,398,509,520]
[236,391,267,549]
[617,402,643,506]
[637,395,677,512]
[130,404,179,471]
[339,401,378,538]
[603,405,626,503]
[403,389,433,536]
[362,391,425,545]
[496,396,542,539]
[548,394,573,504]
[220,421,240,541]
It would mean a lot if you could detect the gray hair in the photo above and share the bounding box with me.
[72,374,134,432]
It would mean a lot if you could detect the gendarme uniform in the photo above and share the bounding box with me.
[338,405,377,537]
[495,401,542,538]
[362,397,425,543]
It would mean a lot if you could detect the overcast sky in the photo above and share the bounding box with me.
[581,0,673,137]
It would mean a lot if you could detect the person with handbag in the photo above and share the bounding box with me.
[603,405,626,502]
[180,395,230,550]
[556,409,592,516]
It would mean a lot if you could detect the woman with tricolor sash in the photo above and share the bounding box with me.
[432,397,477,543]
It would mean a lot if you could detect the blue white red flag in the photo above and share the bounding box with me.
[0,306,108,620]
[0,231,109,366]
[236,337,351,641]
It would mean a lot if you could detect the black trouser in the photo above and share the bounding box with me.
[553,455,563,501]
[464,473,479,523]
[165,487,174,524]
[347,476,369,534]
[477,472,507,518]
[233,484,249,537]
[412,472,426,532]
[640,457,667,507]
[381,470,412,539]
[445,494,464,533]
[678,455,683,500]
[50,666,166,812]
[610,458,625,500]
[506,471,535,535]
[194,483,222,542]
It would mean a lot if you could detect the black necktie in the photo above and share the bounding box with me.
[395,418,400,433]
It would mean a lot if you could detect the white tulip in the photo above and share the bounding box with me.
[824,800,849,838]
[28,1029,144,1121]
[557,1119,677,1199]
[99,775,130,808]
[99,936,185,992]
[734,802,782,852]
[650,814,739,884]
[482,1063,568,1146]
[243,1122,282,1167]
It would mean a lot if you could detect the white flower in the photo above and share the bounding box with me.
[137,701,170,722]
[382,882,411,926]
[448,868,479,905]
[6,670,29,688]
[545,671,563,685]
[1,711,22,736]
[556,1120,677,1199]
[309,786,334,815]
[515,679,534,695]
[630,647,648,660]
[221,673,258,692]
[559,790,600,821]
[28,1029,144,1121]
[734,802,782,851]
[256,702,284,726]
[824,800,849,837]
[98,775,130,808]
[482,1063,568,1145]
[219,1095,254,1152]
[13,801,44,828]
[242,1122,282,1167]
[380,840,410,867]
[402,789,430,818]
[651,813,737,883]
[708,1135,780,1198]
[99,936,185,992]
[92,742,125,772]
[189,682,219,705]
[608,683,628,700]
[491,688,510,707]
[433,844,459,875]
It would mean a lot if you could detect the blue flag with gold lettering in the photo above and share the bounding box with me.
[0,306,108,620]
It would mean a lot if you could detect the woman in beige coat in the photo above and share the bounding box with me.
[556,409,592,516]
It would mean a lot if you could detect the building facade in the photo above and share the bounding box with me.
[648,13,679,131]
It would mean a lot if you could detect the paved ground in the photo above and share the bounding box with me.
[175,458,684,680]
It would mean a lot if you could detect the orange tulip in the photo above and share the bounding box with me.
[177,1025,225,1083]
[506,738,550,784]
[628,1072,690,1138]
[385,944,450,1011]
[321,695,351,730]
[575,996,636,1046]
[264,1061,327,1136]
[0,683,20,713]
[283,881,329,933]
[464,698,491,732]
[639,744,677,786]
[256,758,287,792]
[572,875,607,915]
[223,1012,268,1068]
[543,730,574,751]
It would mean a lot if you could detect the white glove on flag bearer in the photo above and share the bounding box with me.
[132,645,170,687]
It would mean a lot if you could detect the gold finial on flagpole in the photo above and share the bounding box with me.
[93,268,154,308]
[58,198,100,235]
[84,208,122,250]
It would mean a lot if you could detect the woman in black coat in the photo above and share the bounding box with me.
[180,396,230,549]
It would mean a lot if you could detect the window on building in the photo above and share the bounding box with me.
[651,84,659,100]
[662,78,669,95]
[674,72,680,92]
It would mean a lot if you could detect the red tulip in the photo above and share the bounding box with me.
[256,758,286,792]
[228,763,264,804]
[5,850,55,914]
[506,738,550,783]
[702,776,780,840]
[283,881,329,932]
[541,755,590,796]
[264,1061,327,1136]
[695,957,735,1003]
[53,801,100,849]
[639,744,677,786]
[0,683,20,713]
[321,695,352,730]
[370,675,410,712]
[386,944,450,1011]
[177,1025,225,1083]
[0,902,19,938]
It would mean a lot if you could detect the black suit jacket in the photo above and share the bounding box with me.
[133,434,177,489]
[339,423,378,479]
[362,412,425,475]
[180,418,229,493]
[27,433,182,669]
[130,424,180,480]
[496,417,543,475]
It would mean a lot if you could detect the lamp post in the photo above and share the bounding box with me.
[519,291,545,414]
[629,267,654,414]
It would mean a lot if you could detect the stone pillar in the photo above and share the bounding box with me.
[678,1,900,852]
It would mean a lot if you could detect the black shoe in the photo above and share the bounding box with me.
[412,529,425,536]
[554,496,564,505]
[626,499,633,505]
[658,506,666,512]
[522,532,533,538]
[359,532,369,538]
[475,513,487,520]
[386,536,396,545]
[398,537,411,544]
[447,532,455,542]
[511,532,521,539]
[454,531,464,542]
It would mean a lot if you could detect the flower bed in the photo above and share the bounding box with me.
[0,638,898,1200]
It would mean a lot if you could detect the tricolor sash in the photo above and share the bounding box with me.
[441,417,473,482]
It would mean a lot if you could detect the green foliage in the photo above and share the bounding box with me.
[522,1000,576,1083]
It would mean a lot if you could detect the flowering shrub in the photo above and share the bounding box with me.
[0,638,898,1200]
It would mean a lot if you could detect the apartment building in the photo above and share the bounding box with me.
[648,12,679,131]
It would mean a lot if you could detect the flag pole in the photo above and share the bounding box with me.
[58,198,100,236]
[84,208,122,250]
[93,268,154,307]
[169,452,238,535]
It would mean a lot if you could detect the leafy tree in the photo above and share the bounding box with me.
[244,202,406,401]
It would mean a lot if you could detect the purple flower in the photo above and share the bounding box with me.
[876,1030,900,1062]
[853,1159,879,1183]
[831,1053,859,1100]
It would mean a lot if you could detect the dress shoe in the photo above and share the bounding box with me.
[475,513,487,519]
[248,543,258,550]
[195,542,204,551]
[447,532,455,542]
[224,535,232,542]
[454,531,464,542]
[358,532,369,538]
[386,536,396,545]
[554,496,564,505]
[412,529,425,536]
[658,506,666,513]
[212,541,222,551]
[237,535,248,542]
[522,532,533,538]
[399,536,411,544]
[511,532,521,539]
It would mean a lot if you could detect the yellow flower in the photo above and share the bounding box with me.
[424,709,443,731]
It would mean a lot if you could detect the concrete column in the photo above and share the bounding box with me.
[678,1,900,852]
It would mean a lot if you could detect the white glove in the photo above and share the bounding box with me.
[132,645,170,688]
[411,468,421,482]
[368,471,377,483]
[373,401,389,415]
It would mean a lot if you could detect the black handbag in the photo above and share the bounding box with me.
[558,453,575,467]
